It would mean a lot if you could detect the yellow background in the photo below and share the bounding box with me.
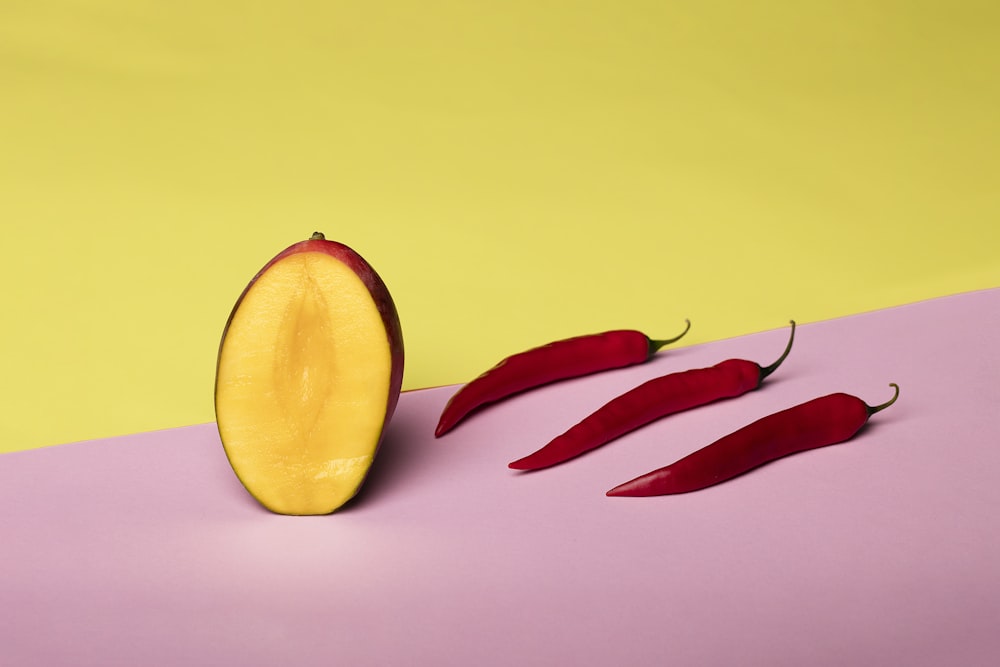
[3,1,998,453]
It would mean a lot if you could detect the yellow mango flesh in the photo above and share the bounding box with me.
[215,251,392,515]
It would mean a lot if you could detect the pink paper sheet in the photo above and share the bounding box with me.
[3,288,999,666]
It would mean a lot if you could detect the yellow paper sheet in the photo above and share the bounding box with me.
[2,1,999,452]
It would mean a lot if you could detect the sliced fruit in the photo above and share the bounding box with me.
[215,232,404,515]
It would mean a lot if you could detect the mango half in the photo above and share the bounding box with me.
[215,232,404,515]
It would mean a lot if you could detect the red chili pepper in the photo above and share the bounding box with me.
[434,320,691,437]
[508,321,796,471]
[606,383,900,497]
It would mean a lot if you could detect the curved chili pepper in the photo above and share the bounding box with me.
[434,320,691,437]
[508,321,796,471]
[607,383,900,497]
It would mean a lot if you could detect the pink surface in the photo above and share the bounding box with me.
[3,288,1000,666]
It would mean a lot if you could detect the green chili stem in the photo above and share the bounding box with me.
[648,319,691,355]
[866,383,900,415]
[758,320,796,380]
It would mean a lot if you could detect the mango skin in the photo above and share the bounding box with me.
[214,233,404,514]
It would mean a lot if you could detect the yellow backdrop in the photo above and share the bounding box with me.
[3,1,998,452]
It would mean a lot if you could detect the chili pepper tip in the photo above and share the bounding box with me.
[507,454,548,471]
[606,482,642,497]
[605,471,664,497]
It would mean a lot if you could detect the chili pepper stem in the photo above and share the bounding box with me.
[866,383,900,416]
[648,319,691,355]
[757,320,796,380]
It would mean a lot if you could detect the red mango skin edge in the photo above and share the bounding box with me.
[509,322,796,471]
[607,385,899,497]
[435,321,690,437]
